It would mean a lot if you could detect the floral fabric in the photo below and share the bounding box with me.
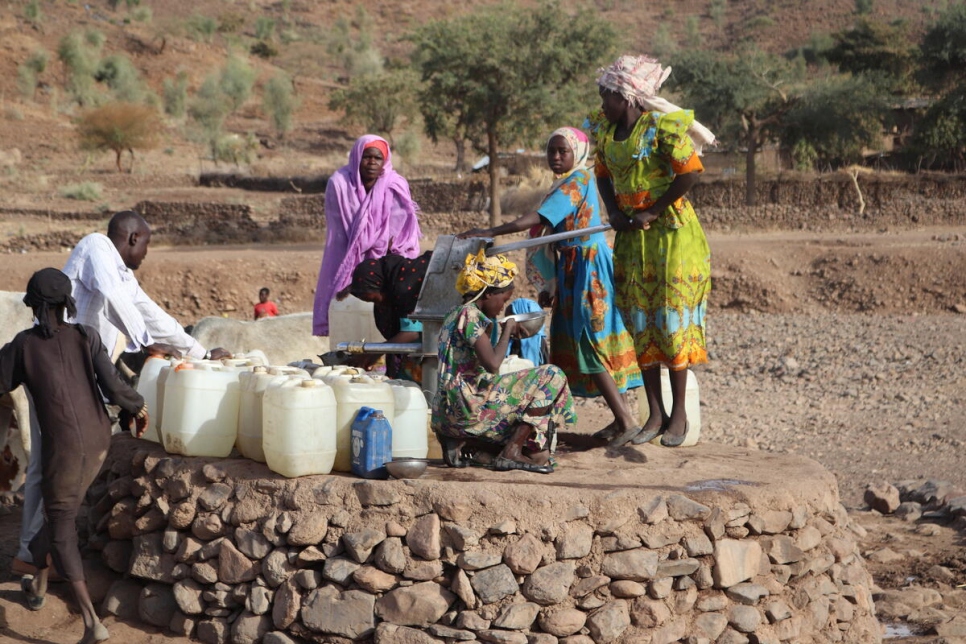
[588,110,711,371]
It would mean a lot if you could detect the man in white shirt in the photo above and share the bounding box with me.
[65,210,229,361]
[14,210,229,579]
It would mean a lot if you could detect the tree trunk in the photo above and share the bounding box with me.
[487,127,501,228]
[745,119,758,207]
[115,149,123,173]
[453,137,466,173]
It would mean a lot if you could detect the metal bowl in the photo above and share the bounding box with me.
[502,311,547,338]
[385,457,428,479]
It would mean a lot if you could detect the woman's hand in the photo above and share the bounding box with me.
[457,228,491,239]
[608,213,632,232]
[501,317,519,339]
[537,291,555,308]
[630,209,660,231]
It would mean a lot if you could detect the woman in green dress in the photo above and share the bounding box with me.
[587,54,714,447]
[431,250,576,473]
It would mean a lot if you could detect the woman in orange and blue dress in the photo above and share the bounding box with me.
[459,127,642,445]
[587,55,715,447]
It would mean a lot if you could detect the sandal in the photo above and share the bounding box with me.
[438,434,467,468]
[493,456,554,475]
[660,421,690,448]
[607,424,645,447]
[631,415,670,445]
[21,575,45,611]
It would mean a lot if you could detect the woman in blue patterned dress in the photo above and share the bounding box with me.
[459,127,643,446]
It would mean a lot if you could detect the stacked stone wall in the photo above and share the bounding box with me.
[88,437,880,644]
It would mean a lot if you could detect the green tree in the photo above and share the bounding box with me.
[95,54,147,102]
[219,55,256,112]
[910,87,966,171]
[263,73,300,138]
[188,75,232,161]
[17,49,49,101]
[780,74,890,169]
[57,31,103,106]
[325,7,383,80]
[409,3,616,225]
[668,47,802,206]
[328,69,418,144]
[163,71,189,118]
[825,19,918,93]
[919,3,966,92]
[77,102,160,172]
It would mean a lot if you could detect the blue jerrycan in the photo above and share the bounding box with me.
[351,406,393,479]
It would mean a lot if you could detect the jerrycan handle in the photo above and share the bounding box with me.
[354,406,380,424]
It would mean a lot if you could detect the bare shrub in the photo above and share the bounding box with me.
[77,102,160,172]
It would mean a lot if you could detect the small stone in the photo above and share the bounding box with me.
[666,494,711,521]
[538,608,586,636]
[407,514,442,561]
[585,600,630,643]
[610,580,646,598]
[492,602,540,630]
[504,533,544,574]
[864,483,901,514]
[471,564,519,604]
[637,496,668,524]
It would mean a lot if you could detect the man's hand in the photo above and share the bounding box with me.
[208,347,232,360]
[146,343,182,358]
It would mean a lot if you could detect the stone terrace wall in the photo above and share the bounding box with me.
[88,437,880,644]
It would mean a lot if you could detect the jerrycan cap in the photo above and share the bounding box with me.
[299,379,319,388]
[253,366,268,374]
[350,375,375,384]
[174,362,196,372]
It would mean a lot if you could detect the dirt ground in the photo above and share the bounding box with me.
[0,223,964,642]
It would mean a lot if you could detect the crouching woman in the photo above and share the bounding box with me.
[431,250,576,474]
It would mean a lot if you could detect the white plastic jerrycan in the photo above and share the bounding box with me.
[136,354,176,442]
[237,366,308,462]
[160,362,243,457]
[636,367,702,447]
[327,374,395,472]
[263,377,338,478]
[499,354,534,375]
[387,380,429,459]
[328,295,386,347]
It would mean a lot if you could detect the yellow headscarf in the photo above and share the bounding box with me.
[455,248,517,298]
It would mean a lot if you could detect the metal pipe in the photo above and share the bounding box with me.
[336,341,424,355]
[485,224,612,255]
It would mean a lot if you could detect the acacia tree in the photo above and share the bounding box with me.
[409,3,615,226]
[328,68,419,145]
[667,47,802,206]
[77,102,160,172]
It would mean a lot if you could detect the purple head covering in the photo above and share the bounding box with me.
[312,135,422,336]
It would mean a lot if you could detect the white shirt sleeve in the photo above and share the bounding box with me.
[133,288,207,359]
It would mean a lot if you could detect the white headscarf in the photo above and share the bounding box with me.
[597,55,716,155]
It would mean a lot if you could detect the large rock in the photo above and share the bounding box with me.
[470,564,519,604]
[375,581,455,626]
[601,549,659,581]
[301,586,376,639]
[522,561,576,605]
[407,513,442,560]
[713,539,762,588]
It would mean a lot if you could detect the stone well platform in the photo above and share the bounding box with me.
[87,434,882,644]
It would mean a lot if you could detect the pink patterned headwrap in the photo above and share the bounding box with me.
[597,55,716,154]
